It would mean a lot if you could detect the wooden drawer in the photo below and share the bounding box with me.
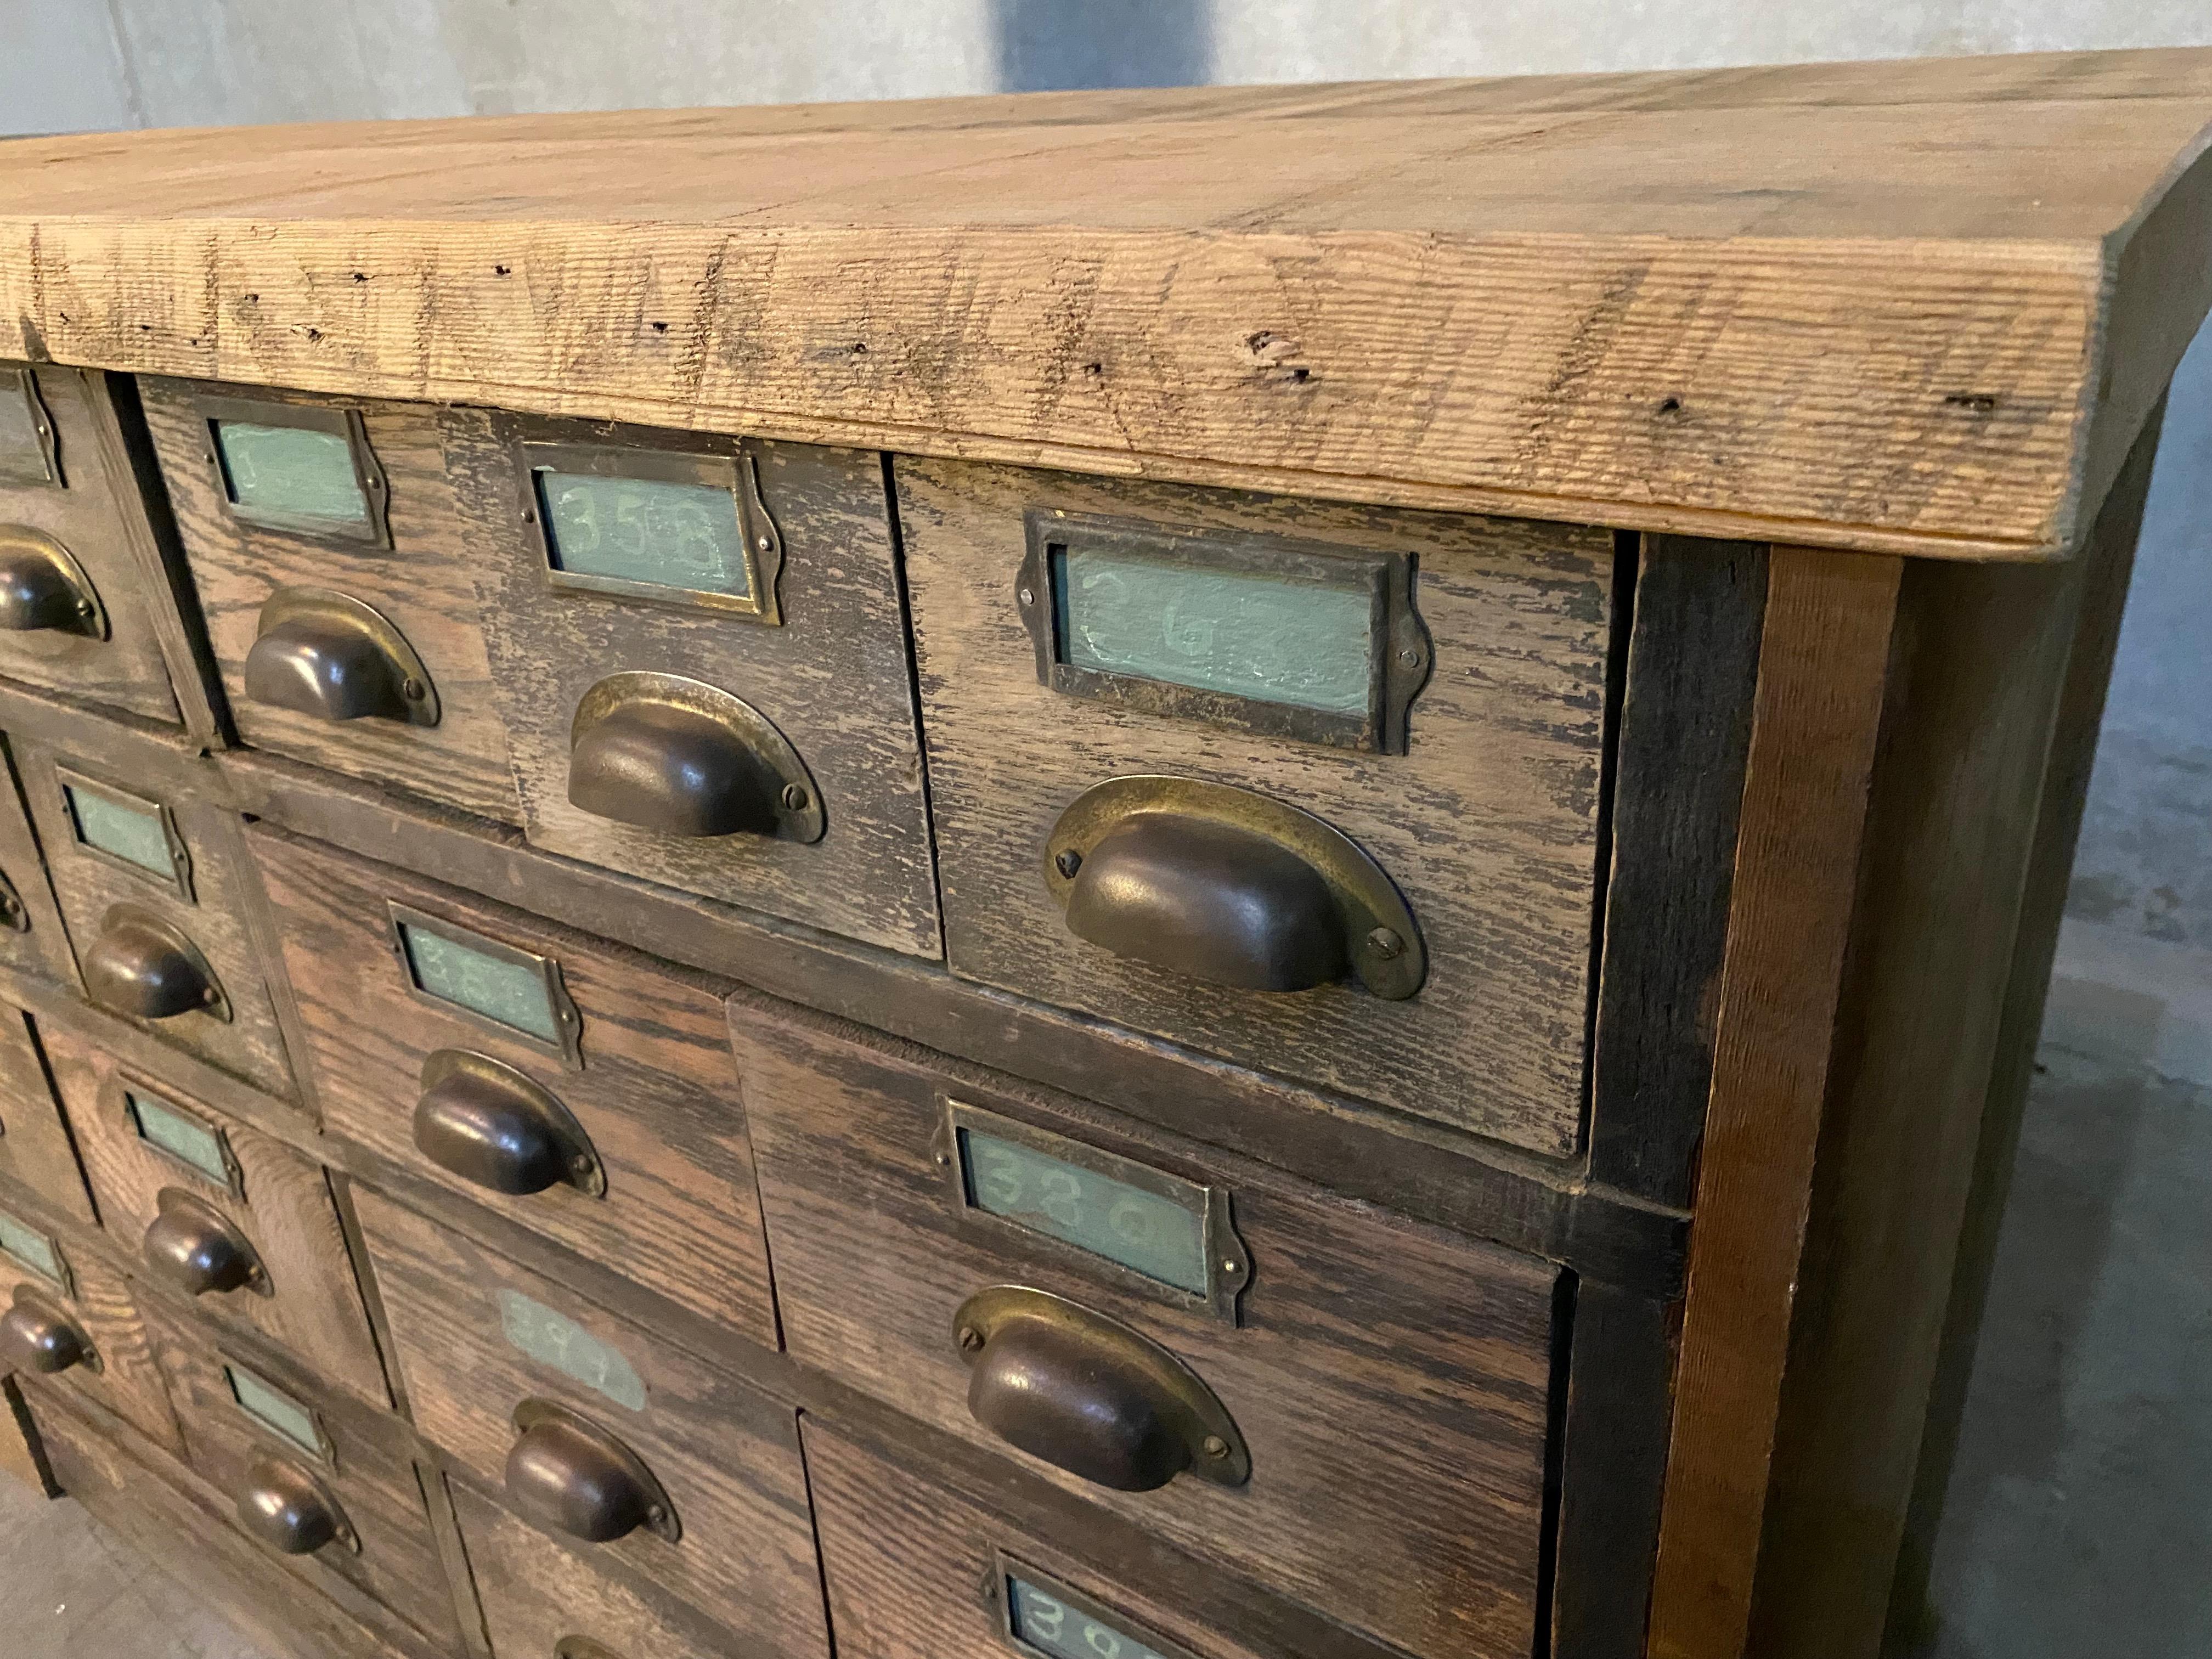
[143,1296,464,1655]
[0,738,80,989]
[0,1190,184,1457]
[249,826,777,1350]
[455,1481,740,1659]
[446,411,938,957]
[0,363,187,725]
[43,1025,390,1405]
[0,1000,95,1223]
[138,376,521,825]
[810,1420,1333,1659]
[13,732,296,1095]
[353,1185,829,1659]
[735,998,1558,1659]
[896,460,1613,1155]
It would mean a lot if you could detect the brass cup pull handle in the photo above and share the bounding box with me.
[503,1400,680,1545]
[1043,776,1425,1000]
[143,1189,267,1297]
[952,1286,1249,1494]
[236,1449,356,1555]
[566,672,824,842]
[413,1049,604,1198]
[244,586,441,727]
[0,527,107,638]
[81,905,233,1023]
[0,1288,97,1375]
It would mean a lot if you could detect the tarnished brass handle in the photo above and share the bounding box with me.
[0,1288,97,1375]
[143,1189,266,1297]
[413,1049,603,1198]
[244,586,440,726]
[0,867,29,933]
[81,905,232,1022]
[504,1400,680,1545]
[1043,776,1425,1000]
[235,1449,356,1555]
[0,527,107,638]
[952,1286,1249,1493]
[566,672,823,842]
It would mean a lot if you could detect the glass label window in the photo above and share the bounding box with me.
[225,1362,324,1458]
[397,918,562,1045]
[0,1206,63,1287]
[1007,1575,1175,1659]
[537,469,752,601]
[498,1289,646,1412]
[0,370,54,486]
[64,782,176,881]
[127,1090,231,1189]
[212,420,370,527]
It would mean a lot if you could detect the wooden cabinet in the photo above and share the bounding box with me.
[0,47,2208,1659]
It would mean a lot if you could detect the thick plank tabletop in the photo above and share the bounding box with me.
[4,47,2210,557]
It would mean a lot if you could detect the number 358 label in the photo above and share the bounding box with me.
[1001,1562,1200,1659]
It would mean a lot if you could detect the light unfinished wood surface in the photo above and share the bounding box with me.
[1,48,2208,559]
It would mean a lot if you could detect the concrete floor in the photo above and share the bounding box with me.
[3,964,2207,1656]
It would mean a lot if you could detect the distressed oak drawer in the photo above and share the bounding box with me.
[0,738,79,988]
[0,363,190,725]
[445,411,939,957]
[734,997,1559,1659]
[456,1481,741,1659]
[13,732,296,1096]
[249,825,778,1351]
[138,376,522,825]
[43,1026,390,1405]
[809,1421,1313,1659]
[143,1296,463,1655]
[896,460,1613,1155]
[0,1000,95,1224]
[0,1190,184,1458]
[353,1186,830,1659]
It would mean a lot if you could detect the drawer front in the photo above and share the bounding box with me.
[0,745,77,989]
[0,1001,95,1223]
[896,459,1613,1154]
[810,1421,1297,1659]
[447,411,938,957]
[139,376,521,825]
[354,1185,828,1659]
[43,1026,390,1404]
[735,1001,1559,1659]
[0,1195,184,1458]
[0,363,184,724]
[249,826,777,1350]
[457,1481,737,1659]
[143,1296,463,1654]
[15,735,295,1096]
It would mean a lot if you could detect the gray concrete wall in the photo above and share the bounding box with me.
[4,0,2208,960]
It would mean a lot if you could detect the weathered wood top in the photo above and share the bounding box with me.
[4,47,2210,559]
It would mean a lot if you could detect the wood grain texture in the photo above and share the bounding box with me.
[1646,548,1902,1659]
[27,1387,438,1659]
[809,1418,1310,1659]
[453,1481,742,1659]
[137,375,522,825]
[15,732,298,1096]
[0,1204,185,1458]
[1588,535,1767,1205]
[142,1294,462,1656]
[0,999,95,1223]
[901,456,1611,1155]
[43,1024,391,1406]
[731,992,1559,1659]
[213,743,1687,1294]
[351,1184,830,1659]
[250,823,780,1352]
[3,51,2212,557]
[447,410,939,957]
[0,737,80,992]
[1,1375,60,1496]
[0,363,184,724]
[1886,407,2165,1648]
